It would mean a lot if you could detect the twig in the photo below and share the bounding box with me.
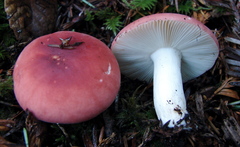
[56,123,73,147]
[229,0,240,38]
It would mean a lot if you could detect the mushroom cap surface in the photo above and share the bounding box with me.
[14,31,120,123]
[111,13,219,82]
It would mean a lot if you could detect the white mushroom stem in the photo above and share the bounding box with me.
[150,48,188,127]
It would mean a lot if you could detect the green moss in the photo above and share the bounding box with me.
[84,0,159,35]
[84,10,95,21]
[116,85,156,130]
[0,76,13,97]
[122,0,158,10]
[166,0,211,15]
[104,15,123,36]
[0,2,16,47]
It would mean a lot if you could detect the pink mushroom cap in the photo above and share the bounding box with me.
[13,31,121,123]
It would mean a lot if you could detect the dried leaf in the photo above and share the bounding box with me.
[152,125,183,137]
[225,37,240,45]
[4,0,58,41]
[207,116,220,135]
[217,88,240,99]
[227,70,240,78]
[98,132,116,146]
[192,10,211,24]
[0,136,24,147]
[82,132,93,147]
[195,92,205,120]
[229,80,240,86]
[214,77,235,92]
[226,59,240,66]
[212,78,240,99]
[222,117,240,146]
[0,120,15,132]
[25,111,47,147]
[138,127,153,147]
[225,46,240,57]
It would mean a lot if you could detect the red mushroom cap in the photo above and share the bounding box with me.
[13,31,120,123]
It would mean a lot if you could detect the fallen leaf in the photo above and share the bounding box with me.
[222,116,240,147]
[25,111,47,147]
[212,77,240,99]
[0,120,15,132]
[192,10,211,24]
[0,136,24,147]
[217,88,240,99]
[4,0,58,41]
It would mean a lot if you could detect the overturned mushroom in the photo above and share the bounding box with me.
[111,13,219,127]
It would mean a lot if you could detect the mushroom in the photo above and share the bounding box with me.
[111,13,219,127]
[13,31,120,124]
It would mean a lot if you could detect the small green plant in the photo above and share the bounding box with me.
[0,50,7,60]
[104,15,123,36]
[85,10,95,21]
[84,0,159,36]
[96,8,123,35]
[85,8,123,35]
[81,0,95,8]
[122,0,157,10]
[177,0,194,14]
[0,2,16,47]
[0,76,13,97]
[117,96,144,128]
[213,6,228,14]
[116,85,155,129]
[95,8,116,20]
[228,100,240,110]
[23,128,29,147]
[166,0,211,15]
